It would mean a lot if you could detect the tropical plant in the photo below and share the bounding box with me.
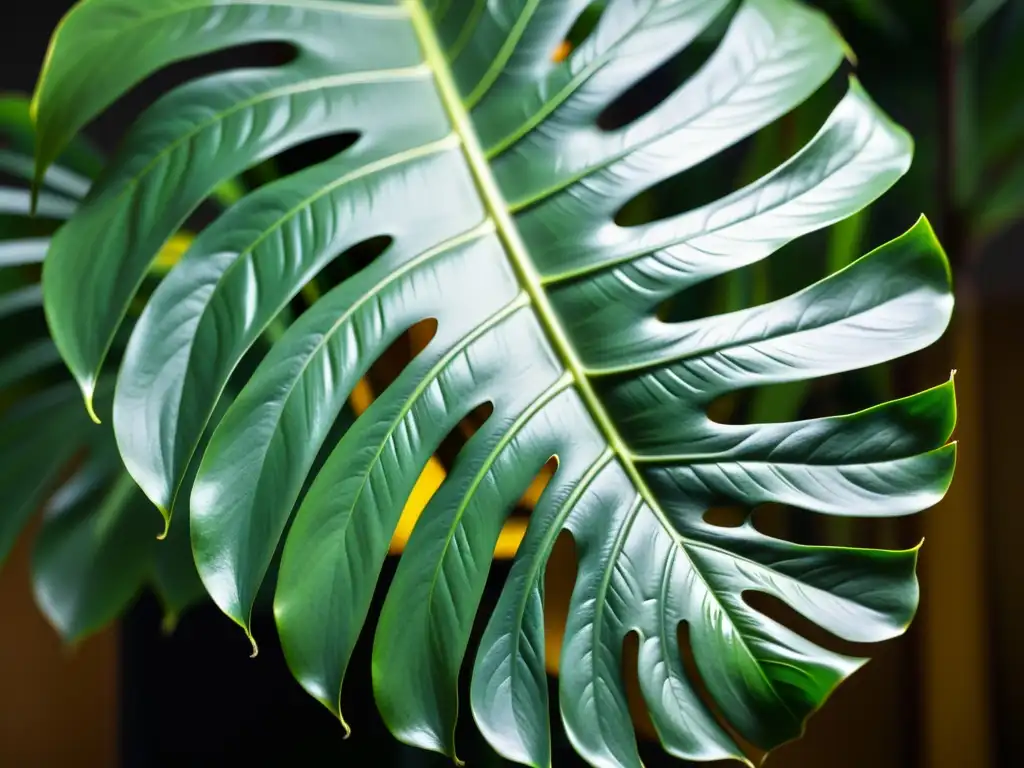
[0,94,205,639]
[0,95,496,645]
[31,1,957,766]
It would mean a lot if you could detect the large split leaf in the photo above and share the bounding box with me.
[35,1,956,765]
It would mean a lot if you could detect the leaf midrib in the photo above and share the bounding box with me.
[409,0,802,728]
[407,0,672,561]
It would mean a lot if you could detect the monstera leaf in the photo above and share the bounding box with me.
[34,0,956,765]
[0,94,206,639]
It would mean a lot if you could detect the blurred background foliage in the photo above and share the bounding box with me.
[0,0,1021,766]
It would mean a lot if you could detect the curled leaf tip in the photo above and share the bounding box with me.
[245,629,259,658]
[155,508,170,541]
[84,392,101,425]
[339,712,352,740]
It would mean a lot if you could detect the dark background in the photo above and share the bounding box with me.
[2,3,1022,767]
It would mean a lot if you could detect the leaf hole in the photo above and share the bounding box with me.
[543,531,578,674]
[614,70,848,227]
[751,503,919,551]
[613,131,758,228]
[703,362,899,432]
[652,249,782,324]
[498,456,560,560]
[292,233,395,315]
[386,396,493,556]
[554,1,607,62]
[360,317,440,403]
[266,132,362,178]
[704,382,816,428]
[741,591,877,659]
[224,234,395,406]
[597,4,735,132]
[83,43,299,157]
[516,455,558,512]
[181,130,362,235]
[434,401,495,470]
[702,505,747,529]
[620,631,658,744]
[677,620,764,762]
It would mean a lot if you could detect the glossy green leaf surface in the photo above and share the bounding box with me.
[35,1,956,765]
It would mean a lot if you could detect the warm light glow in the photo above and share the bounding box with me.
[349,377,375,415]
[351,373,531,559]
[493,517,529,559]
[153,232,194,270]
[388,455,447,554]
[520,464,554,508]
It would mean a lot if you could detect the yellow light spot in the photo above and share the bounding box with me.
[153,232,194,271]
[349,348,537,560]
[349,378,376,415]
[494,517,528,559]
[388,455,447,554]
[519,464,554,508]
[553,40,573,63]
[408,319,434,355]
[301,279,322,305]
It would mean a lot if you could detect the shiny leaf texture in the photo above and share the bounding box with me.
[35,1,956,766]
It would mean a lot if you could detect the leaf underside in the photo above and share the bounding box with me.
[34,1,956,766]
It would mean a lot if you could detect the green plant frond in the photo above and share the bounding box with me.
[33,1,955,766]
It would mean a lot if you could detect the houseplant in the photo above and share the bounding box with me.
[22,0,964,765]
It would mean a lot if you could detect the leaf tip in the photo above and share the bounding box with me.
[838,34,857,66]
[84,391,101,425]
[912,212,938,240]
[155,508,170,541]
[339,711,352,740]
[243,627,259,658]
[161,611,179,636]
